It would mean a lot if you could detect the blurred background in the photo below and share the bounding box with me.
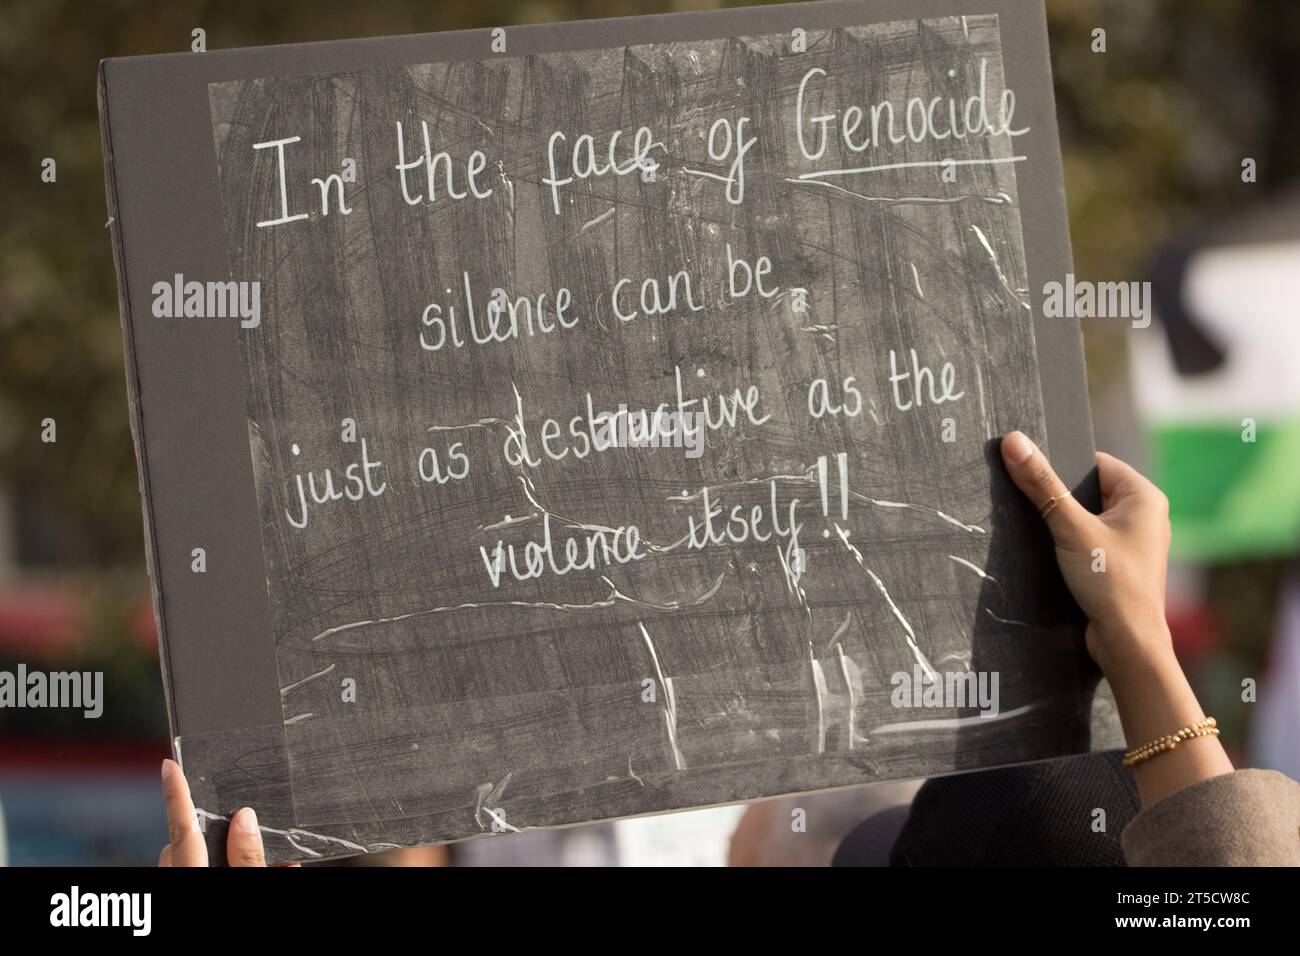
[1,0,1297,865]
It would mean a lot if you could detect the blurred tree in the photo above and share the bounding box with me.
[1046,0,1300,390]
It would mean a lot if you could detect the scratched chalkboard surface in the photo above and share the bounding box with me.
[100,0,1115,864]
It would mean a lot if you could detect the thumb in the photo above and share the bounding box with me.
[1000,431,1091,547]
[226,807,268,867]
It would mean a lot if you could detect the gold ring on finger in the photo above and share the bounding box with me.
[1039,490,1072,519]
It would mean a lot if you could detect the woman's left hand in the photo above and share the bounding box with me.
[159,757,274,867]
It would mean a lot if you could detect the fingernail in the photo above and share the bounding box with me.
[1003,431,1036,464]
[161,758,176,782]
[234,807,259,833]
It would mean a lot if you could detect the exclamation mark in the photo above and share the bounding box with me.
[837,452,849,519]
[817,455,829,517]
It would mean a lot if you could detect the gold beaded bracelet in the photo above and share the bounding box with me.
[1122,717,1219,768]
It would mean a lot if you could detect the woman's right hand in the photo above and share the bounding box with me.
[998,431,1233,807]
[999,431,1174,678]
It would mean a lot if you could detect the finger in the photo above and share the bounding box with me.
[1000,431,1091,545]
[1096,452,1164,511]
[227,807,268,867]
[161,757,208,867]
[158,845,172,868]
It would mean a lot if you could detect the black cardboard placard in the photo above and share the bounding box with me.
[100,0,1114,864]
